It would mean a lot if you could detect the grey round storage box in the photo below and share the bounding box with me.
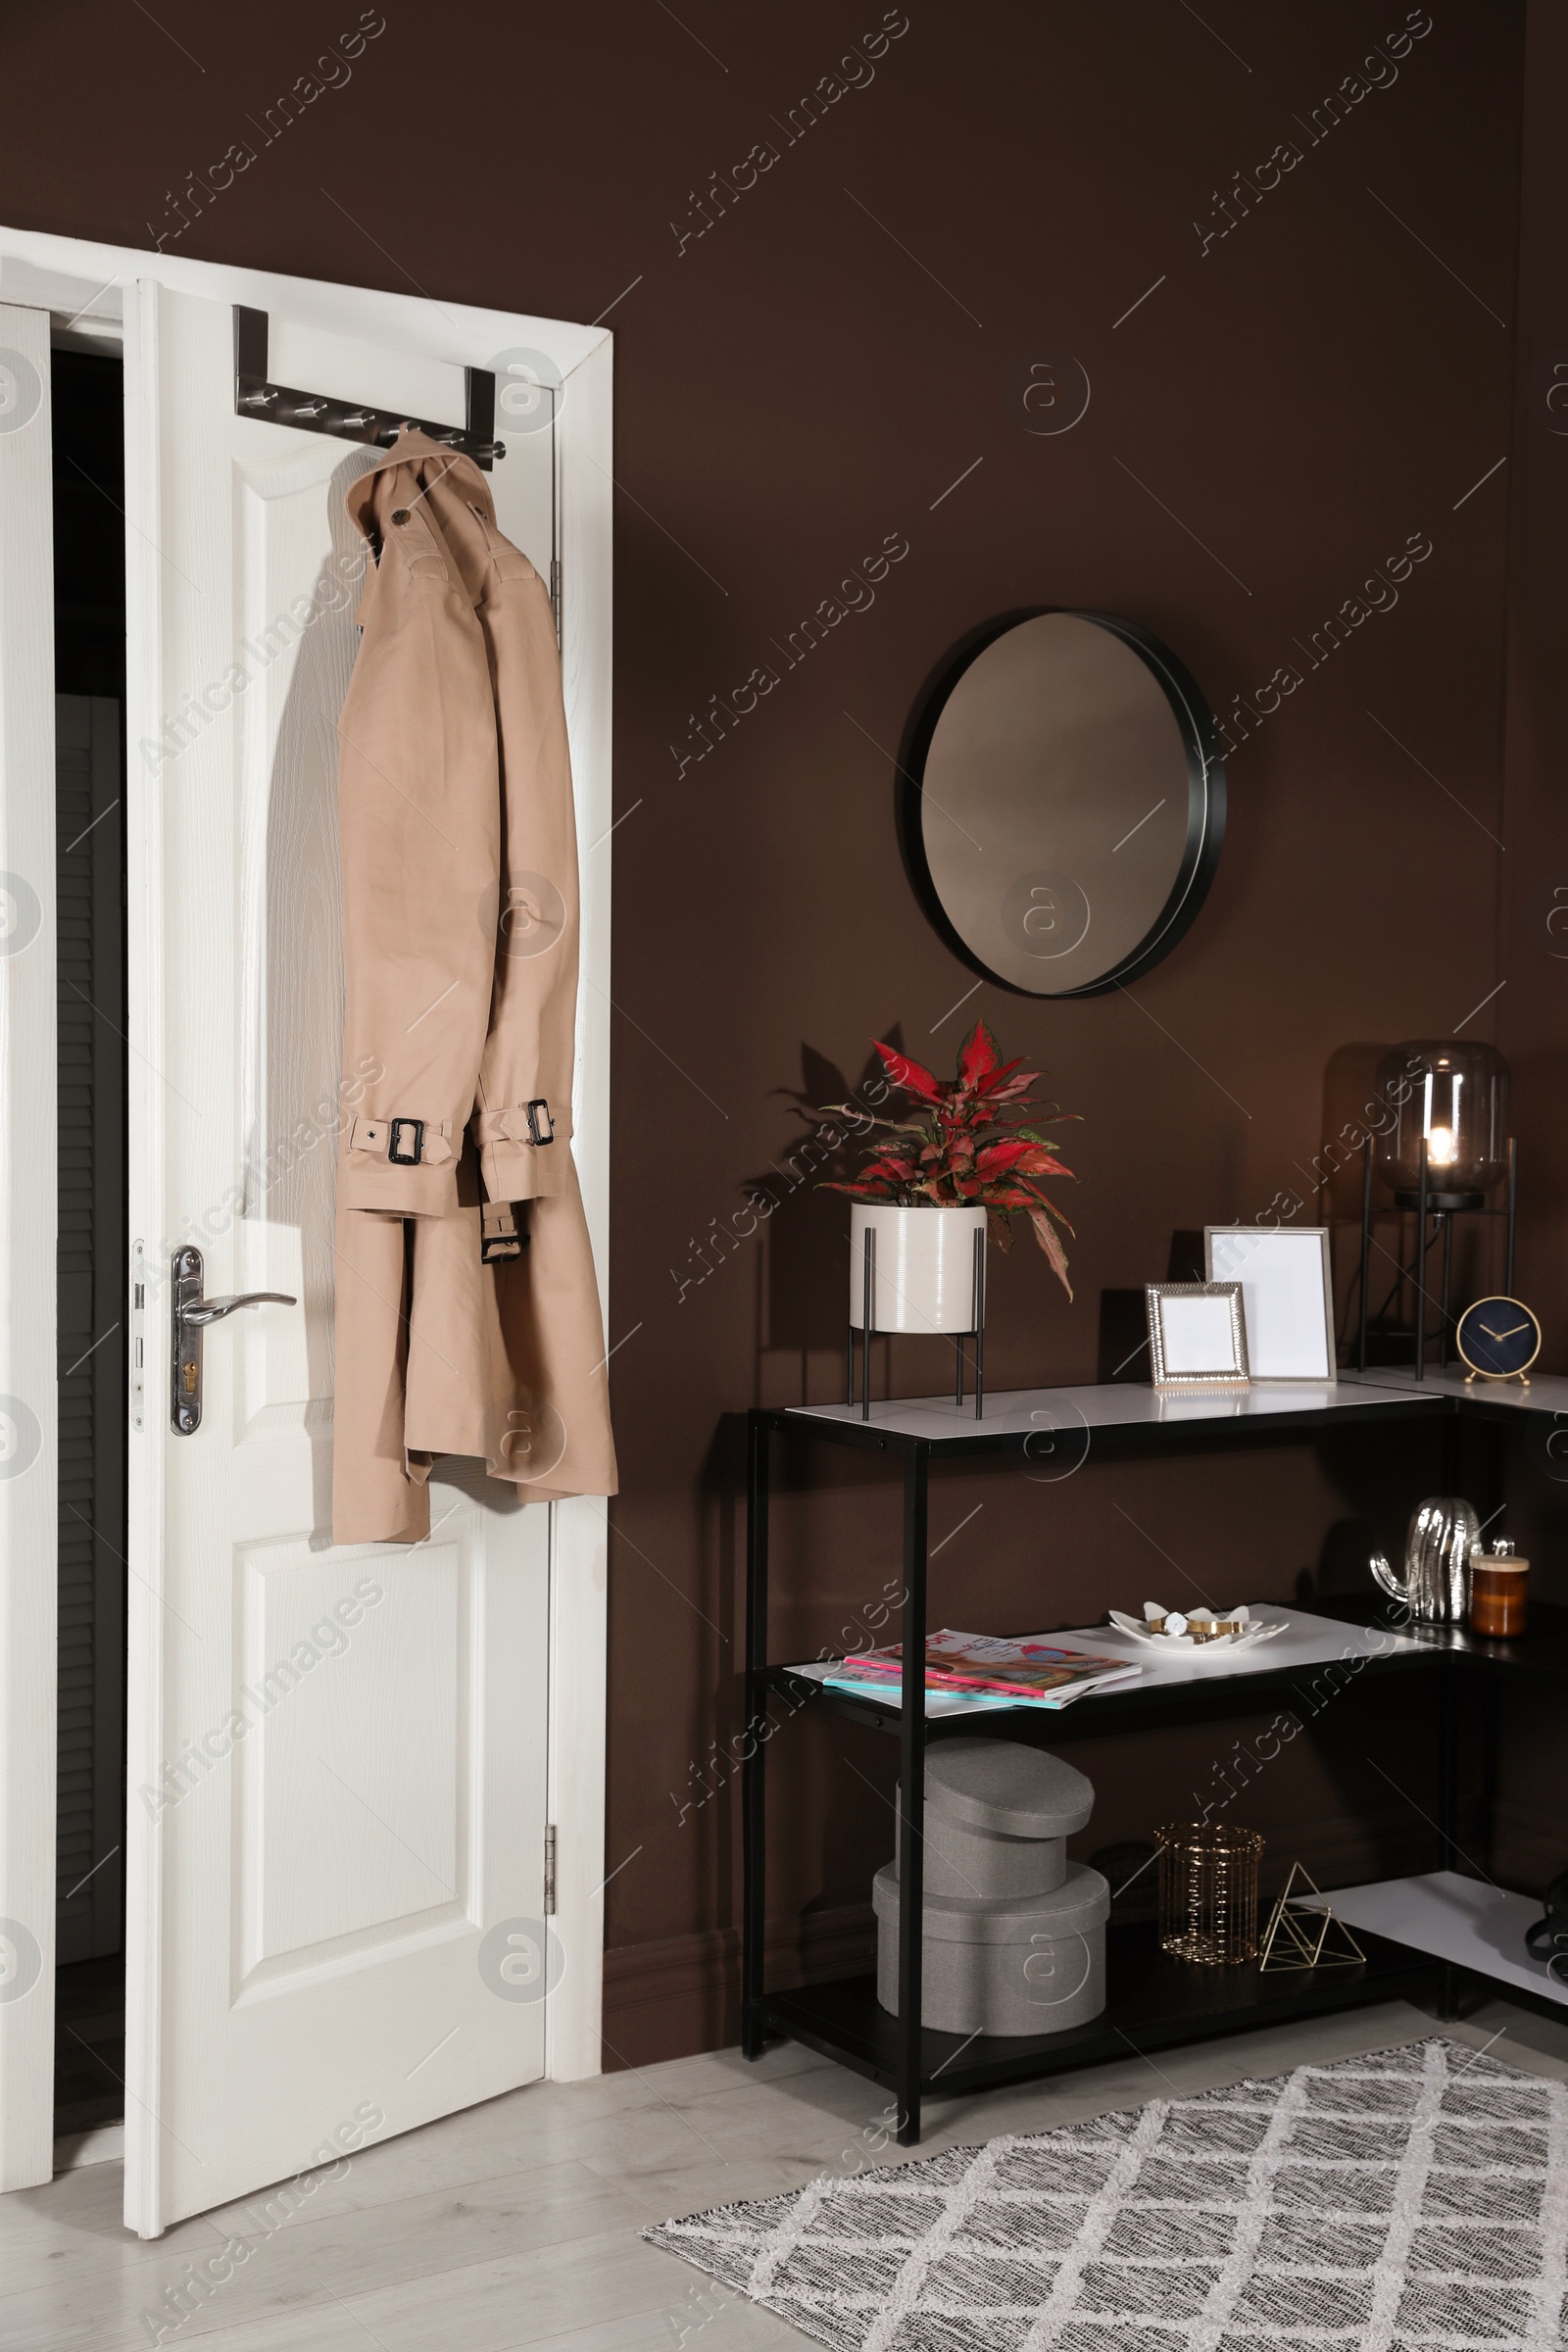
[898,1739,1095,1900]
[874,1858,1109,2035]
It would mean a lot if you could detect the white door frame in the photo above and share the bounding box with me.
[0,225,612,2191]
[0,301,60,2194]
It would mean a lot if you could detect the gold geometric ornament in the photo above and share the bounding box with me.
[1258,1863,1367,1973]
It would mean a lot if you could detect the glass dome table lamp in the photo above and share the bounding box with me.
[1373,1040,1509,1211]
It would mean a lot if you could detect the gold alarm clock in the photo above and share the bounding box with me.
[1454,1296,1542,1387]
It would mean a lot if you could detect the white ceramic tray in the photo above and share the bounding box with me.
[1106,1602,1287,1657]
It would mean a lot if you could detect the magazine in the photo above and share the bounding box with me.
[836,1628,1144,1709]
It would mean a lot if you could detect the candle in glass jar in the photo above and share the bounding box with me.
[1469,1542,1529,1639]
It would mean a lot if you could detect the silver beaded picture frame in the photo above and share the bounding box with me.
[1145,1281,1251,1390]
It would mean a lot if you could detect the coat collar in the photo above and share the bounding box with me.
[343,423,496,539]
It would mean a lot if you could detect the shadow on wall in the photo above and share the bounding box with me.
[1310,1514,1393,1602]
[1320,1045,1395,1226]
[1098,1229,1207,1384]
[1099,1053,1415,1385]
[749,1037,902,1372]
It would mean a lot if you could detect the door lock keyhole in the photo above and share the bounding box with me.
[170,1245,296,1434]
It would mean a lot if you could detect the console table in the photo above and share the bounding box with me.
[741,1370,1568,2143]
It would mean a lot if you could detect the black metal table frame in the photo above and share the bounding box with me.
[741,1384,1560,2145]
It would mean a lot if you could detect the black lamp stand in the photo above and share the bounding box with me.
[1355,1134,1518,1379]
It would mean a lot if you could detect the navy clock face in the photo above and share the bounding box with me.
[1456,1296,1542,1380]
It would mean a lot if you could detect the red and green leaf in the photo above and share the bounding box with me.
[956,1019,1003,1089]
[874,1041,942,1102]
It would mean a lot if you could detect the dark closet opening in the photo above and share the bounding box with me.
[52,341,127,2138]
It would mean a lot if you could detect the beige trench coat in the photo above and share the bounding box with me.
[331,426,616,1543]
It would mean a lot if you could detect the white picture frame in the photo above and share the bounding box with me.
[1146,1282,1250,1389]
[1205,1226,1337,1383]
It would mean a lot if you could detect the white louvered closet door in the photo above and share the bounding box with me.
[54,693,125,1968]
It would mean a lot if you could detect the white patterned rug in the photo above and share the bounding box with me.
[646,2037,1568,2350]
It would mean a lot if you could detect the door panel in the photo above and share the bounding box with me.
[123,281,557,2233]
[236,1535,463,1973]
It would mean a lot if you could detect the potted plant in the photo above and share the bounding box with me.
[822,1021,1079,1334]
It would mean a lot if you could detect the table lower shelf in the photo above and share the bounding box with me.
[1313,1873,1567,2012]
[752,1920,1437,2102]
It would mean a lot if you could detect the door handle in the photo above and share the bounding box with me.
[171,1244,297,1434]
[181,1292,297,1328]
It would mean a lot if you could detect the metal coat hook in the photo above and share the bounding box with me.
[232,308,506,468]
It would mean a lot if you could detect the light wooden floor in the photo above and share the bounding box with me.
[4,1992,1567,2352]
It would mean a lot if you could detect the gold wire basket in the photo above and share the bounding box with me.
[1155,1821,1264,1964]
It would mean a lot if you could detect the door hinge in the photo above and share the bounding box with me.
[549,557,562,645]
[543,1823,558,1916]
[130,1242,145,1431]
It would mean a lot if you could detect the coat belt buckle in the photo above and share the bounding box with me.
[480,1200,525,1265]
[387,1116,425,1166]
[524,1099,554,1147]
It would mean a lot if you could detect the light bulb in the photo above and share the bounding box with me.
[1428,1125,1456,1166]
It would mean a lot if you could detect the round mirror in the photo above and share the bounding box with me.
[900,611,1225,998]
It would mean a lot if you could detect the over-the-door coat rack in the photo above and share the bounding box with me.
[232,307,505,469]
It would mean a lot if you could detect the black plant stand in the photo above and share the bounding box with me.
[847,1223,987,1423]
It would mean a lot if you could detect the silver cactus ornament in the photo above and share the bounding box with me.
[1369,1496,1480,1624]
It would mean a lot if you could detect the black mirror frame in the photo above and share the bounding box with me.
[895,608,1227,1000]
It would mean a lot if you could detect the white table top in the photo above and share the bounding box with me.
[1352,1363,1568,1416]
[787,1375,1446,1444]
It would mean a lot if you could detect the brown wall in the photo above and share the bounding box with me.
[3,0,1548,2067]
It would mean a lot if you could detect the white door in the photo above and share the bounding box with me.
[122,282,563,2234]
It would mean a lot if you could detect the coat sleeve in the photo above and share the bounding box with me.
[462,507,583,1207]
[336,459,501,1218]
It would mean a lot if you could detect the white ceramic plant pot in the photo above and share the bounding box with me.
[849,1203,988,1335]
